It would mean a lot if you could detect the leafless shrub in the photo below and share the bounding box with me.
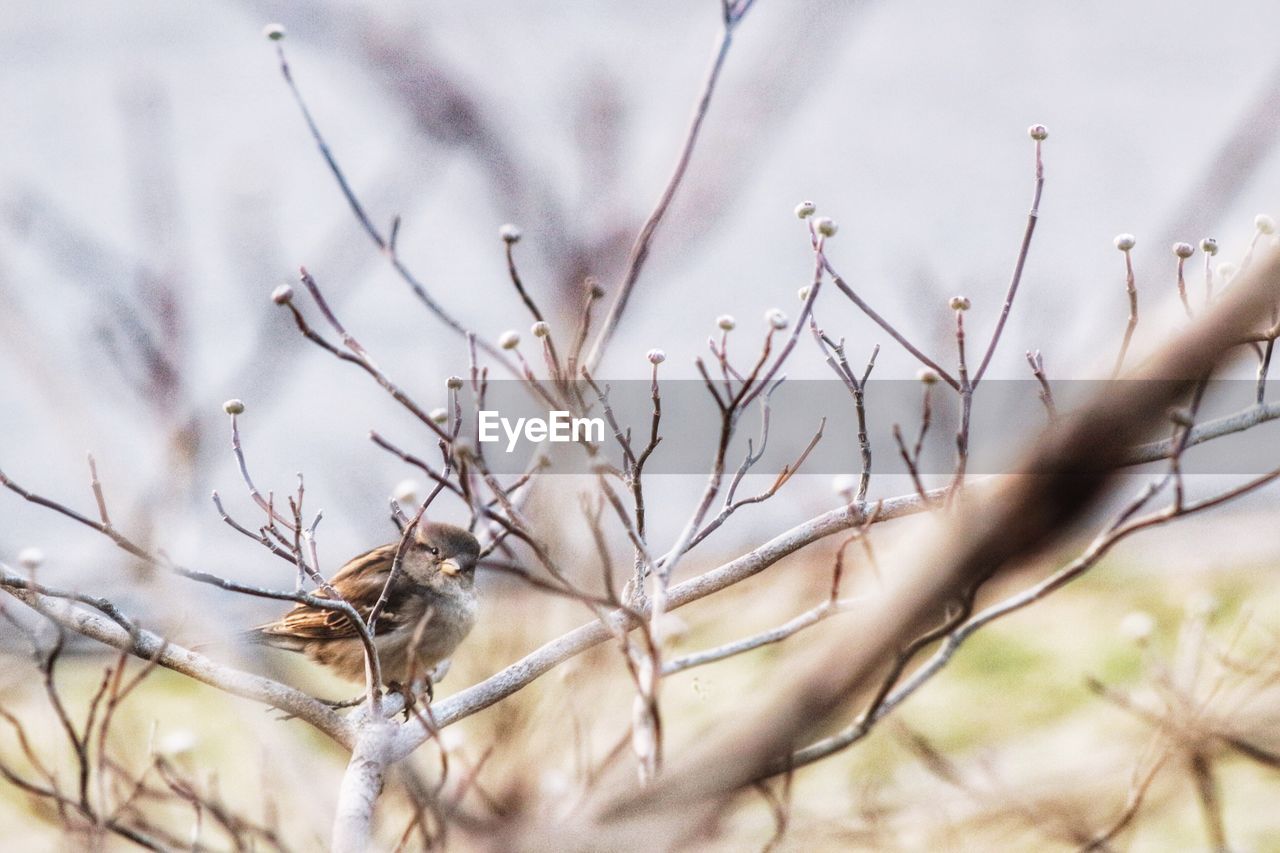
[4,7,1280,851]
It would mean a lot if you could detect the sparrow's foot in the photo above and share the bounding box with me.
[386,681,419,719]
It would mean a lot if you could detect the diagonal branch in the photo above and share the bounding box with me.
[585,6,755,369]
[0,577,353,747]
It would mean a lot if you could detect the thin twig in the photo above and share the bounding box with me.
[973,129,1046,385]
[586,8,755,369]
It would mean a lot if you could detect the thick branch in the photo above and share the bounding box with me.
[396,488,944,755]
[0,577,353,748]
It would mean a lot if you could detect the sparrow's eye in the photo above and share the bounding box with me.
[426,545,440,557]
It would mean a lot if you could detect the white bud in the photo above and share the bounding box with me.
[797,285,811,301]
[540,769,572,799]
[1027,124,1048,141]
[159,729,198,757]
[438,727,466,752]
[716,314,736,332]
[531,321,550,338]
[223,399,245,415]
[815,217,838,238]
[794,200,817,219]
[262,23,286,41]
[429,407,449,425]
[446,376,464,390]
[499,223,522,244]
[1114,233,1136,251]
[498,330,521,350]
[452,438,476,459]
[765,308,789,330]
[1218,262,1238,284]
[271,284,294,304]
[1256,214,1276,235]
[17,547,44,570]
[1172,242,1194,259]
[1118,611,1156,645]
[831,475,856,496]
[916,368,939,385]
[949,295,971,311]
[393,479,420,503]
[1200,237,1218,255]
[646,348,666,365]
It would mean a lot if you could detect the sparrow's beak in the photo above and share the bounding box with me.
[439,558,462,577]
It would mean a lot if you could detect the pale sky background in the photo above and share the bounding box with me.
[2,1,1279,627]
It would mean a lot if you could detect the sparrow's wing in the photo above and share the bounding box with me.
[249,545,421,643]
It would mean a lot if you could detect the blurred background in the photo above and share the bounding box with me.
[3,1,1280,849]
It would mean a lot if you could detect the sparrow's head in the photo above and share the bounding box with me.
[403,522,481,592]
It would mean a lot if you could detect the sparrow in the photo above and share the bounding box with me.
[247,522,481,687]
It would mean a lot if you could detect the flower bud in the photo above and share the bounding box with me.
[446,376,464,390]
[1200,237,1218,255]
[815,217,838,238]
[646,348,666,365]
[223,399,245,415]
[271,284,294,304]
[1172,242,1194,259]
[916,368,939,385]
[499,223,522,244]
[716,314,736,332]
[949,295,971,311]
[1027,124,1048,141]
[794,200,817,219]
[498,330,520,350]
[1114,233,1136,251]
[429,407,449,425]
[1119,611,1155,645]
[17,547,44,570]
[158,730,198,758]
[1218,262,1238,284]
[262,23,286,41]
[393,479,420,503]
[797,285,811,301]
[438,727,466,752]
[531,321,550,338]
[765,308,789,330]
[1256,214,1276,235]
[585,276,605,299]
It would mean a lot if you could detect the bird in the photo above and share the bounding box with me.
[246,522,481,690]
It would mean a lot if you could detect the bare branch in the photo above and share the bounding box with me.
[973,129,1045,385]
[586,6,756,369]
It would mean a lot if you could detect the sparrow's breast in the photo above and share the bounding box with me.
[415,587,479,661]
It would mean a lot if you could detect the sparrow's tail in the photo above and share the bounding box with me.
[239,626,307,652]
[189,627,302,653]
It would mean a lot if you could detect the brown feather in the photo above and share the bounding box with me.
[244,524,481,683]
